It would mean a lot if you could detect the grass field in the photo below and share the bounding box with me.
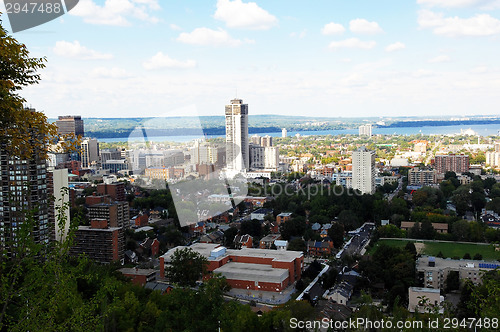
[368,239,500,260]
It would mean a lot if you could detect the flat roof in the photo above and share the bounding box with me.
[417,256,499,271]
[213,262,288,284]
[160,243,303,263]
[118,268,156,276]
[409,287,440,294]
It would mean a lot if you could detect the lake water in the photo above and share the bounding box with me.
[98,123,500,143]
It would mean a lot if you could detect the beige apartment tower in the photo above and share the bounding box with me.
[225,99,249,173]
[352,146,376,195]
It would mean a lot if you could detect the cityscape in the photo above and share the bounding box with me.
[2,1,500,331]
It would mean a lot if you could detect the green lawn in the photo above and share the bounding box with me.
[368,239,500,260]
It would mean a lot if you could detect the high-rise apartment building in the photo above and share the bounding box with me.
[0,141,49,256]
[282,128,287,138]
[359,124,372,137]
[56,115,84,137]
[225,98,249,173]
[434,154,469,174]
[408,168,437,186]
[352,146,375,195]
[261,135,273,147]
[80,138,99,168]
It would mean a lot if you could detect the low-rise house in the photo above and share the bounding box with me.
[119,268,156,286]
[251,208,273,221]
[400,221,448,234]
[199,230,225,244]
[325,281,354,305]
[234,234,253,249]
[274,240,288,251]
[140,238,160,257]
[307,240,333,256]
[259,234,281,249]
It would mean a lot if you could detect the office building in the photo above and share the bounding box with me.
[80,138,99,168]
[100,148,122,164]
[358,124,372,137]
[352,146,375,194]
[282,128,287,138]
[225,98,249,173]
[434,154,469,174]
[55,115,84,137]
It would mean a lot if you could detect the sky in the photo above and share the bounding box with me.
[2,0,500,119]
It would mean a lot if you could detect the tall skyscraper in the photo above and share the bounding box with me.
[352,146,375,195]
[80,138,99,168]
[359,124,372,137]
[56,115,84,137]
[282,128,287,138]
[225,98,249,173]
[261,135,273,147]
[0,140,50,256]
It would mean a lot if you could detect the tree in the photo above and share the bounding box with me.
[287,238,306,252]
[223,227,239,248]
[0,19,61,160]
[166,248,208,287]
[327,222,345,248]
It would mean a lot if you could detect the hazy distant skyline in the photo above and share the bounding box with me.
[2,0,500,118]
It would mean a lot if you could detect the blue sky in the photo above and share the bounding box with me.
[2,0,500,118]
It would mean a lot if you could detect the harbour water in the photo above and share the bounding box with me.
[98,123,500,143]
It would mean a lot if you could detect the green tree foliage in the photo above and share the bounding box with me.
[240,219,262,238]
[327,222,345,248]
[359,244,415,308]
[287,238,306,252]
[223,227,239,248]
[166,248,208,287]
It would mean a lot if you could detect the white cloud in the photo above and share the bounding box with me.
[321,22,345,35]
[328,38,376,50]
[170,23,182,31]
[177,27,248,47]
[290,30,307,38]
[70,0,160,26]
[90,67,131,79]
[417,0,500,9]
[143,52,196,70]
[429,55,451,62]
[418,9,500,36]
[214,0,278,30]
[53,41,113,60]
[349,19,383,34]
[385,42,406,52]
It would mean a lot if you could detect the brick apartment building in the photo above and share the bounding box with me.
[97,182,126,202]
[70,219,124,263]
[87,201,129,228]
[433,154,469,174]
[160,243,303,292]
